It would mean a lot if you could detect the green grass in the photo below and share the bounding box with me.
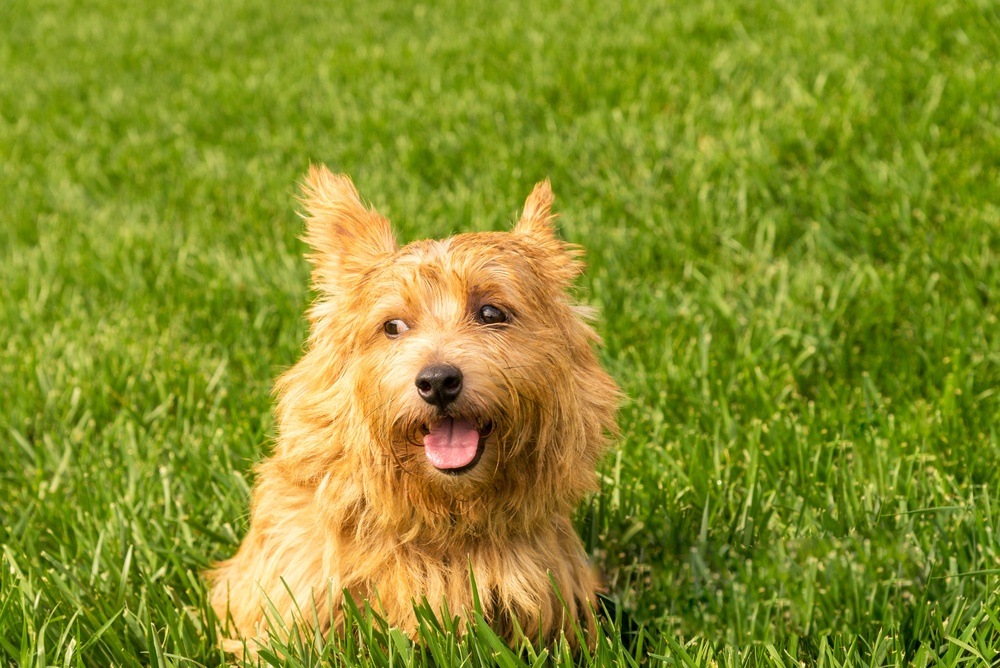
[2,0,999,665]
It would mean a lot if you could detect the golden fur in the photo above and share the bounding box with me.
[207,165,620,653]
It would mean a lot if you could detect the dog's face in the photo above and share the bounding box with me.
[354,232,578,491]
[292,166,616,505]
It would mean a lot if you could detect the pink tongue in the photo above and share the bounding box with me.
[423,418,481,470]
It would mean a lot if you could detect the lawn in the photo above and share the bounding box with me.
[2,0,999,665]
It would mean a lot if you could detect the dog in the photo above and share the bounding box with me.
[207,165,620,654]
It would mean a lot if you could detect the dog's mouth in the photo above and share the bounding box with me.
[417,417,493,475]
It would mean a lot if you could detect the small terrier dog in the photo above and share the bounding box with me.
[208,165,619,653]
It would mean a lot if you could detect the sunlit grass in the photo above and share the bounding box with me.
[2,0,999,665]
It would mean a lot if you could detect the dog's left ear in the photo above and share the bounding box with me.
[514,180,584,282]
[298,164,397,293]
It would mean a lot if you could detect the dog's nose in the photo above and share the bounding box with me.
[415,364,463,409]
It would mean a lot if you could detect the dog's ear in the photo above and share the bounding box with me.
[513,179,557,240]
[514,180,584,282]
[299,165,397,291]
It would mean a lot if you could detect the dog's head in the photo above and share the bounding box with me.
[277,165,618,526]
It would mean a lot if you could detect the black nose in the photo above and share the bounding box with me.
[415,364,463,409]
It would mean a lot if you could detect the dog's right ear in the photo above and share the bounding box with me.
[298,165,397,292]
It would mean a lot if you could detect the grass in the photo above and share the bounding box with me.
[1,0,999,665]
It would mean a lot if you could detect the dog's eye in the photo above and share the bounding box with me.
[476,304,508,325]
[384,319,410,338]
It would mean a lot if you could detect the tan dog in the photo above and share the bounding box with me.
[208,165,619,653]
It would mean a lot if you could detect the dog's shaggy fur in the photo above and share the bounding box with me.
[207,166,619,653]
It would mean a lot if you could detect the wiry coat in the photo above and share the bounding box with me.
[207,166,620,653]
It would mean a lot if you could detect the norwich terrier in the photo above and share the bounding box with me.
[207,165,620,653]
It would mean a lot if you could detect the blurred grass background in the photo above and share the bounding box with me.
[1,0,999,665]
